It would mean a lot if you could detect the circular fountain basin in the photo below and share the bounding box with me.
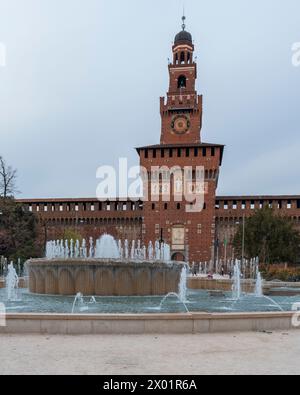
[26,259,184,296]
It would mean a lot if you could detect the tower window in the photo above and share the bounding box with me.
[152,149,157,158]
[194,148,198,157]
[177,148,181,157]
[169,148,173,158]
[180,52,185,64]
[202,148,207,157]
[144,149,148,158]
[177,75,187,89]
[211,147,215,156]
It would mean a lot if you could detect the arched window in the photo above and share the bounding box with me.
[177,75,186,89]
[180,51,185,64]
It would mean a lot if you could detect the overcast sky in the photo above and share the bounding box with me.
[0,0,299,199]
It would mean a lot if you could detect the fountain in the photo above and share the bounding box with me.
[1,251,297,316]
[159,265,189,312]
[178,266,188,303]
[95,234,120,259]
[27,234,184,296]
[159,293,189,313]
[71,292,89,313]
[252,271,284,311]
[232,261,241,300]
[255,272,263,297]
[6,262,20,302]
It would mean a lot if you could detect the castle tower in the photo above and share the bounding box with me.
[137,17,224,263]
[160,16,202,145]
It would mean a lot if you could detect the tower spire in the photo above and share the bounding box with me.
[182,9,186,31]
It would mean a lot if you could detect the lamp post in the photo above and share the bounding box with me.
[224,236,227,268]
[236,214,246,265]
[242,214,245,266]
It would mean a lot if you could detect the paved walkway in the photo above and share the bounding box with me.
[1,331,299,375]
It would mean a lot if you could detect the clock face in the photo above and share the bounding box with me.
[171,115,190,135]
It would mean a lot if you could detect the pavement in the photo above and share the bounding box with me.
[0,331,300,375]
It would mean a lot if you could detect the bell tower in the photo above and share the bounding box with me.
[160,16,202,145]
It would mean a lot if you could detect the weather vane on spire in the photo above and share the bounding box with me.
[182,8,186,31]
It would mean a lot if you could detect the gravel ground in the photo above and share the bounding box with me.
[0,331,300,375]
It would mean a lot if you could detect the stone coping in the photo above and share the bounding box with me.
[1,311,298,334]
[4,311,295,321]
[188,276,300,288]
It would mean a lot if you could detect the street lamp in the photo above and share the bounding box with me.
[236,214,245,265]
[242,214,245,266]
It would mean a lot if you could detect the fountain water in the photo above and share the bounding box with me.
[178,266,188,303]
[159,265,189,313]
[71,292,89,313]
[159,292,189,313]
[130,240,135,260]
[6,262,20,301]
[252,271,284,311]
[75,240,80,258]
[232,261,241,300]
[255,272,263,297]
[148,241,154,261]
[124,240,129,260]
[155,241,160,260]
[95,234,120,259]
[45,235,173,263]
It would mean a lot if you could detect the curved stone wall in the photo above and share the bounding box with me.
[26,259,183,296]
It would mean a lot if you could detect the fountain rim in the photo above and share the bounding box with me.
[26,258,186,267]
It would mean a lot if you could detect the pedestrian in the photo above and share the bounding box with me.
[191,262,197,277]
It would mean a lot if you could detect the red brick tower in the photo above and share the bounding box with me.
[137,17,224,263]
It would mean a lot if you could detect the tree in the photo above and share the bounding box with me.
[0,156,18,198]
[0,198,42,261]
[62,228,83,243]
[233,207,300,264]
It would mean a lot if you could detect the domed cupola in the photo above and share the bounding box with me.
[174,16,193,45]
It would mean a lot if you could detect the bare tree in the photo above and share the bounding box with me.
[0,156,18,198]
